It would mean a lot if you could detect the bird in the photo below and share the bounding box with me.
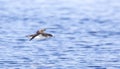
[26,28,53,41]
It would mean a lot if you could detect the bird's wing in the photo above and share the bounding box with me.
[29,34,38,41]
[42,33,53,37]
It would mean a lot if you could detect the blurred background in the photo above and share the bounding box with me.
[0,0,120,69]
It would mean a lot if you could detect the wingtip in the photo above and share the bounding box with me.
[29,38,33,41]
[29,38,31,41]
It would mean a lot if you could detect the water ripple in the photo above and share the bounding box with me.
[88,31,120,37]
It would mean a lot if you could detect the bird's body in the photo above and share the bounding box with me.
[26,28,53,41]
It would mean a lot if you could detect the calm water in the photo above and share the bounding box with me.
[0,0,120,69]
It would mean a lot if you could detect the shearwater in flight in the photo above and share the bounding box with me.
[26,28,53,41]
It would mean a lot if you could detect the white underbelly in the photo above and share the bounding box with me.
[29,35,49,40]
[34,35,46,39]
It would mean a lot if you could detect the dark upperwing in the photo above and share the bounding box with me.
[42,33,53,37]
[29,34,38,41]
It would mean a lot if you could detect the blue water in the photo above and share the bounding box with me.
[0,0,120,69]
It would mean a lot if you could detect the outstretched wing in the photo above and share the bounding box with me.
[42,33,53,37]
[29,34,38,41]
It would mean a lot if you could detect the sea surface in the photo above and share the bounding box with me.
[0,0,120,69]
